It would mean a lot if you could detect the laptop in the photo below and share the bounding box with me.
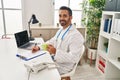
[14,30,35,50]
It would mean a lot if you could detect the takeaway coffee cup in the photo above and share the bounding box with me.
[41,44,48,51]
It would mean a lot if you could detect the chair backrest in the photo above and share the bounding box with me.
[61,45,85,77]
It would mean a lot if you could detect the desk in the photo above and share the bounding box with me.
[0,38,61,80]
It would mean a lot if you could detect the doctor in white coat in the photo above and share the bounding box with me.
[32,6,84,77]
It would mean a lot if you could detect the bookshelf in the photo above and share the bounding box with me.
[96,11,120,79]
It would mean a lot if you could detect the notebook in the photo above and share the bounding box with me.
[14,30,35,50]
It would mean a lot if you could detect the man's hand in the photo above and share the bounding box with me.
[32,46,40,53]
[47,44,56,54]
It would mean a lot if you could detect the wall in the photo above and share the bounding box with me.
[31,27,86,41]
[22,0,54,30]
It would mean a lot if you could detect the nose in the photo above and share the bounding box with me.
[59,16,65,21]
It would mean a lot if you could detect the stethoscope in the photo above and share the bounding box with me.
[56,24,72,41]
[56,24,72,48]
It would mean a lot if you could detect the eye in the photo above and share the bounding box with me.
[59,14,61,17]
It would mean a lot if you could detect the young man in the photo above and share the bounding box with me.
[32,6,84,77]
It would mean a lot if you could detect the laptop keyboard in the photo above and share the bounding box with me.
[20,43,35,48]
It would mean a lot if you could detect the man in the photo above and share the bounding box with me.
[32,6,84,78]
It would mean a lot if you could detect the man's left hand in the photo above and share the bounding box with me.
[47,44,56,54]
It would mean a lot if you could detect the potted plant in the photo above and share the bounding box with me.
[82,0,105,60]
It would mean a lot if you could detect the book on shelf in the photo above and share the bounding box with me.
[107,18,112,33]
[98,56,106,73]
[117,19,120,35]
[103,18,112,33]
[103,19,109,32]
[99,56,106,67]
[99,60,105,67]
[98,64,105,73]
[113,19,118,35]
[113,19,120,36]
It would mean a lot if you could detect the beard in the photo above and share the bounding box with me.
[59,20,67,26]
[59,17,71,27]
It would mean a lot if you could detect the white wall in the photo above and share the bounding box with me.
[22,0,54,29]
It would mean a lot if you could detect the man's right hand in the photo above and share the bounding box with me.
[32,46,40,53]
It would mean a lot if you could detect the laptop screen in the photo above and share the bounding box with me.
[14,30,29,47]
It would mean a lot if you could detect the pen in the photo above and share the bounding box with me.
[16,54,27,61]
[27,52,46,61]
[34,43,40,50]
[35,43,37,46]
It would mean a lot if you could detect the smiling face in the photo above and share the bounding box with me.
[59,10,72,29]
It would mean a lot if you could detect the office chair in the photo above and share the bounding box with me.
[61,45,85,80]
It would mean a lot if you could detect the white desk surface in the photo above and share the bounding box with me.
[0,38,61,80]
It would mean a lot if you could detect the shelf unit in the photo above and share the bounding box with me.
[96,11,120,79]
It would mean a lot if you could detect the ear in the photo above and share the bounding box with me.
[70,16,72,20]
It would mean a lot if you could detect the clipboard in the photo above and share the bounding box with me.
[16,51,46,61]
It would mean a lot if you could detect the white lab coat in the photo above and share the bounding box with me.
[46,25,84,75]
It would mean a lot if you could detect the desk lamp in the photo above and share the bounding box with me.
[28,14,39,41]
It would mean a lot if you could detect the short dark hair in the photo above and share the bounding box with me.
[59,6,72,16]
